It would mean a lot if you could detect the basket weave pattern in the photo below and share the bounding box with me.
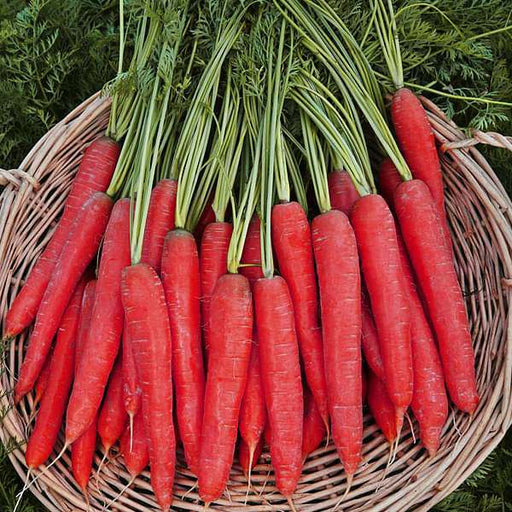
[0,94,511,511]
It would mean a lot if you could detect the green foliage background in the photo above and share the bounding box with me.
[1,0,512,510]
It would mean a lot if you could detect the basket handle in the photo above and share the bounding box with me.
[441,130,512,153]
[0,168,40,190]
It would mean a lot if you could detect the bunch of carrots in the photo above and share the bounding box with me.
[3,0,483,510]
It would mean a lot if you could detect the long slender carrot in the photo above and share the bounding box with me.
[395,179,478,414]
[141,179,177,273]
[120,411,149,478]
[15,192,113,402]
[328,170,360,216]
[199,274,253,504]
[312,209,362,476]
[121,263,175,512]
[161,229,204,475]
[351,195,412,429]
[25,278,86,468]
[122,327,141,421]
[66,198,131,444]
[367,371,397,445]
[71,417,97,493]
[272,201,329,426]
[302,386,327,461]
[378,158,402,210]
[33,352,52,407]
[5,137,119,338]
[361,292,385,382]
[240,216,263,286]
[254,276,303,497]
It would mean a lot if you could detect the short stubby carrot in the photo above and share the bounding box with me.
[367,371,397,444]
[141,179,177,273]
[254,276,303,497]
[66,198,131,444]
[394,179,478,414]
[312,210,362,476]
[302,386,327,461]
[121,263,175,512]
[120,411,149,478]
[25,278,86,468]
[72,416,97,493]
[15,192,113,402]
[199,274,253,504]
[5,137,119,338]
[351,194,413,428]
[161,229,204,475]
[328,170,360,216]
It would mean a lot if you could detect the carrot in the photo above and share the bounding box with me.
[161,229,204,475]
[378,158,403,210]
[272,202,329,426]
[15,192,113,402]
[351,195,412,429]
[312,209,362,476]
[302,386,326,461]
[199,221,232,354]
[254,276,303,497]
[239,437,264,477]
[141,179,177,273]
[198,274,253,504]
[367,371,397,444]
[98,357,127,453]
[394,179,478,414]
[328,170,359,216]
[5,137,119,338]
[76,280,97,364]
[71,417,97,493]
[122,327,141,421]
[240,216,263,287]
[121,263,175,512]
[120,411,149,478]
[66,198,131,444]
[34,353,52,407]
[25,278,86,468]
[194,200,216,242]
[361,292,385,382]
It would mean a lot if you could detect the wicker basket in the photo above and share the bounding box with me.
[1,93,512,512]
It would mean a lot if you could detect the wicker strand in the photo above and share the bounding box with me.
[441,131,512,152]
[0,169,40,190]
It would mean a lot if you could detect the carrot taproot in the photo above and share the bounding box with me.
[121,263,175,512]
[378,158,403,210]
[71,417,97,493]
[239,437,264,477]
[361,292,385,382]
[394,179,478,414]
[199,273,253,504]
[5,138,119,338]
[33,353,52,407]
[65,198,131,444]
[161,229,204,475]
[272,202,329,427]
[312,209,362,476]
[120,411,149,478]
[367,371,397,444]
[141,179,177,273]
[25,278,86,468]
[240,216,263,287]
[254,275,303,497]
[328,170,359,216]
[122,327,141,420]
[194,200,216,242]
[351,195,412,430]
[302,386,326,461]
[15,192,113,402]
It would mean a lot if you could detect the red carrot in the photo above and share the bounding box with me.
[5,137,119,338]
[121,263,175,512]
[302,386,326,461]
[328,170,359,216]
[240,216,264,287]
[141,179,177,273]
[351,195,412,429]
[254,276,303,497]
[122,327,141,420]
[239,437,264,477]
[367,371,397,444]
[395,179,478,414]
[120,411,149,478]
[361,368,367,404]
[66,198,131,444]
[15,192,113,402]
[272,202,329,426]
[312,210,362,476]
[199,274,253,504]
[378,158,403,210]
[194,200,216,241]
[161,229,204,475]
[72,417,97,493]
[33,353,52,407]
[361,292,385,382]
[200,221,232,354]
[25,278,86,468]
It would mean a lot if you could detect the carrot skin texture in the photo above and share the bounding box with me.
[240,216,264,287]
[361,293,385,382]
[367,371,397,444]
[351,195,413,420]
[200,222,232,354]
[312,210,362,475]
[141,179,177,273]
[328,170,360,216]
[122,326,141,418]
[302,386,326,461]
[34,352,52,406]
[378,158,403,210]
[395,180,478,413]
[120,411,149,478]
[25,279,86,468]
[98,357,127,451]
[65,198,131,444]
[194,201,216,241]
[72,417,97,492]
[397,235,448,455]
[255,276,303,497]
[199,274,253,504]
[239,437,264,476]
[161,229,204,475]
[121,263,175,512]
[15,192,113,402]
[391,88,452,249]
[5,137,119,337]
